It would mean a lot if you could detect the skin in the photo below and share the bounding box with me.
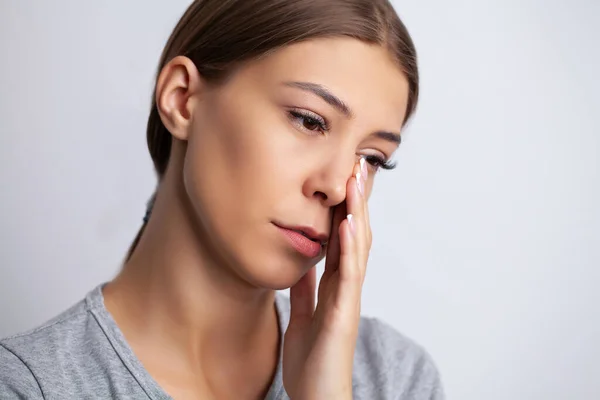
[103,37,409,399]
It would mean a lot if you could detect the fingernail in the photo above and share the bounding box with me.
[360,157,368,179]
[347,214,356,235]
[356,173,364,195]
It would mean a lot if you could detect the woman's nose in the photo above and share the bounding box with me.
[302,155,355,207]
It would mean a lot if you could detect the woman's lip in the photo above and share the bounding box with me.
[273,223,329,244]
[276,225,323,258]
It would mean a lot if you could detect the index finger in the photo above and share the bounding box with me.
[324,201,346,273]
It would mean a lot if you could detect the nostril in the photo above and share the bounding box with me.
[314,191,328,201]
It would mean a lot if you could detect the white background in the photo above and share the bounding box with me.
[1,1,598,399]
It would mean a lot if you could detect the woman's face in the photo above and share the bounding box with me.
[180,37,409,289]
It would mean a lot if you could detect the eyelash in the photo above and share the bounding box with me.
[287,109,397,171]
[363,155,397,171]
[288,109,329,133]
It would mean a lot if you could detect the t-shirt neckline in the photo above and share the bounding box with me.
[85,283,289,400]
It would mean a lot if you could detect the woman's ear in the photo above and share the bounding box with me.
[155,56,203,141]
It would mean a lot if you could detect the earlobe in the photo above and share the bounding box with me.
[155,56,202,141]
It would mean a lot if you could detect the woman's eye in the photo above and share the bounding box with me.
[288,110,328,134]
[363,155,397,172]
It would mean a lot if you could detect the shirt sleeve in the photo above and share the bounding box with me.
[0,344,45,399]
[400,347,445,400]
[419,351,445,400]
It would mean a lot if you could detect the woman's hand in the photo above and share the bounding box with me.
[283,159,372,400]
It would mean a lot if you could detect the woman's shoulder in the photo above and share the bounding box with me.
[0,284,135,399]
[354,316,444,399]
[0,286,100,352]
[1,292,91,354]
[0,292,92,398]
[274,292,445,399]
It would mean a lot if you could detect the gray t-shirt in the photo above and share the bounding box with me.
[0,284,444,399]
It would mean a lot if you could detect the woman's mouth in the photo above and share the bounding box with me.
[273,223,327,258]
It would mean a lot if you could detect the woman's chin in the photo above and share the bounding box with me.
[240,256,315,291]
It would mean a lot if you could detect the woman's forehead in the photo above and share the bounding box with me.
[237,37,410,127]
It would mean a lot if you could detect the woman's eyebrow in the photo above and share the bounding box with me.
[282,80,401,146]
[374,130,402,146]
[282,81,353,119]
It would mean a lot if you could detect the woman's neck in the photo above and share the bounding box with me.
[102,182,280,383]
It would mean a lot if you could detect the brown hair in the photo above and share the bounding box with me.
[127,0,419,259]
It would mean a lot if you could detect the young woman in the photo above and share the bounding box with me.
[0,0,443,399]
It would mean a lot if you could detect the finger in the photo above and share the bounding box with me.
[360,158,372,253]
[360,158,370,225]
[362,195,372,273]
[324,202,346,273]
[336,214,362,311]
[289,266,316,327]
[364,198,371,246]
[345,168,368,270]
